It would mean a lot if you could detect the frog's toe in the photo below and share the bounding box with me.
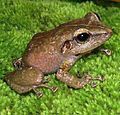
[13,58,23,70]
[50,86,58,92]
[100,48,112,56]
[42,76,51,83]
[90,81,97,88]
[91,75,105,82]
[33,88,43,97]
[88,75,105,88]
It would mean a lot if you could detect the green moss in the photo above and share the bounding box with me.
[0,0,120,114]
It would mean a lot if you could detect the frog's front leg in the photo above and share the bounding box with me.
[56,57,104,89]
[57,69,92,89]
[93,47,112,56]
[100,48,112,56]
[56,56,91,88]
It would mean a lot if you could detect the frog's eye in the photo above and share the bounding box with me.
[75,32,90,43]
[84,12,101,22]
[94,13,101,21]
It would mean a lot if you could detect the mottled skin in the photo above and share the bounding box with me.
[5,12,112,96]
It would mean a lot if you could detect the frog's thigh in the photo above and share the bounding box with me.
[10,83,32,94]
[16,67,44,86]
[5,67,44,94]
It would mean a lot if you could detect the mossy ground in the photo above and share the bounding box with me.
[0,0,120,114]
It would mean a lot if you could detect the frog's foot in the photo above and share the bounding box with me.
[88,75,104,88]
[42,76,51,83]
[39,84,58,92]
[99,48,112,56]
[33,88,43,97]
[56,70,104,89]
[77,73,104,88]
[33,84,58,97]
[13,58,23,70]
[50,86,58,92]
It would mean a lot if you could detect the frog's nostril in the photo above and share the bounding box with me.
[107,28,113,34]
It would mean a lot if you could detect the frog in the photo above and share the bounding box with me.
[4,12,112,97]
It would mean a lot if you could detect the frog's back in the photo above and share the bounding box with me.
[22,28,65,74]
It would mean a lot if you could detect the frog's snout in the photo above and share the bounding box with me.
[107,28,113,35]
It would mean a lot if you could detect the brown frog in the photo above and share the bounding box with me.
[4,12,112,96]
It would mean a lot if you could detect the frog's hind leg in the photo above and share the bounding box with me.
[13,58,23,70]
[33,88,43,97]
[4,66,44,93]
[11,83,33,94]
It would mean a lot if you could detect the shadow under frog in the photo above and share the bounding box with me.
[4,12,112,97]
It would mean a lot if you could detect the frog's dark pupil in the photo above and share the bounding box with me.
[76,33,90,43]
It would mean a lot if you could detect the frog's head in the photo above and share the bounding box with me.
[61,12,112,56]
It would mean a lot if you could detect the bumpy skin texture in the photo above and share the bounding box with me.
[5,12,112,95]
